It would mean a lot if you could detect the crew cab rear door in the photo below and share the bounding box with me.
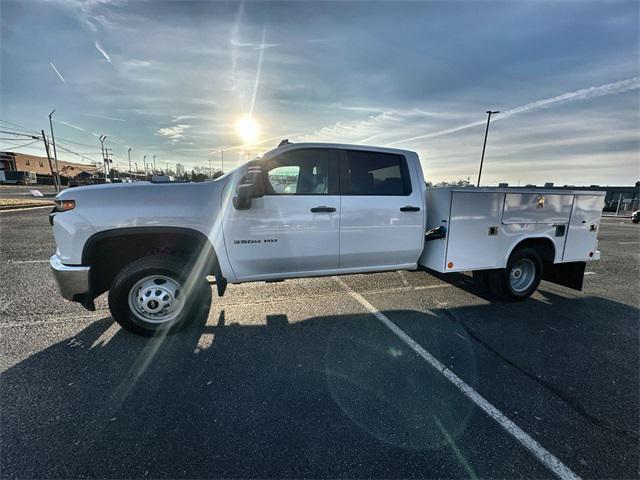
[338,149,425,270]
[223,148,340,280]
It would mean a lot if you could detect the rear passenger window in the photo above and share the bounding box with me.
[343,150,411,195]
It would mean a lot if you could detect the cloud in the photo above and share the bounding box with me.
[386,76,640,146]
[230,39,279,50]
[156,124,191,143]
[54,119,86,132]
[82,113,126,122]
[49,63,67,85]
[94,41,112,63]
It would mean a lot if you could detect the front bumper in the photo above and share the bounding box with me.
[49,254,91,301]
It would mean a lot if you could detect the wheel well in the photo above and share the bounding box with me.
[83,228,219,298]
[510,237,556,263]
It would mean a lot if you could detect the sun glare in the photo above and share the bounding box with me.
[235,115,259,144]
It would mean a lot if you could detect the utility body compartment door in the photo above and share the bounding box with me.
[562,194,604,261]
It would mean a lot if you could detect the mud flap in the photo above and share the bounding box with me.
[542,261,586,291]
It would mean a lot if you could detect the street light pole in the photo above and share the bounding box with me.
[48,110,61,189]
[477,110,500,187]
[99,135,108,179]
[127,147,132,172]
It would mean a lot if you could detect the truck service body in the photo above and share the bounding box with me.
[49,142,604,336]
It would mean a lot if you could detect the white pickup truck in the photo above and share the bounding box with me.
[50,141,604,336]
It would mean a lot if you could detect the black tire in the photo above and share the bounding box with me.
[488,248,543,302]
[108,254,211,337]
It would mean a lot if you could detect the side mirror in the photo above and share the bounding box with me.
[233,164,264,210]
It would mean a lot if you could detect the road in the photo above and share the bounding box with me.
[1,208,638,479]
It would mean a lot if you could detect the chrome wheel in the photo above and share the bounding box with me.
[128,275,185,325]
[509,259,536,293]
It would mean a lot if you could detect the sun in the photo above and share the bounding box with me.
[235,115,259,144]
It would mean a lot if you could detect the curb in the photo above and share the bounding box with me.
[0,204,53,212]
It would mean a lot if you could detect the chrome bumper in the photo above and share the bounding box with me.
[49,255,90,301]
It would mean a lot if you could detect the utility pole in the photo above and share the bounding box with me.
[48,110,61,187]
[41,130,59,192]
[477,110,500,187]
[127,147,132,172]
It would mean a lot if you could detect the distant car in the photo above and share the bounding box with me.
[632,210,639,224]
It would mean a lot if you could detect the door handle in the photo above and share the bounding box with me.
[311,206,336,213]
[400,206,420,212]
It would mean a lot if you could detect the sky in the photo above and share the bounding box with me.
[1,0,638,185]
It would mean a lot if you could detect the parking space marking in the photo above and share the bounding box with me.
[8,259,49,264]
[618,241,640,245]
[334,276,581,480]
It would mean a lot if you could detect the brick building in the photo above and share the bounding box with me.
[0,151,97,179]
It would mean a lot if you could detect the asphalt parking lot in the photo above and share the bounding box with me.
[1,207,638,479]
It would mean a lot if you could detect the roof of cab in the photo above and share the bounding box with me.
[261,141,417,159]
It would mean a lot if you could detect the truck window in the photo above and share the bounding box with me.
[342,150,411,196]
[265,149,330,195]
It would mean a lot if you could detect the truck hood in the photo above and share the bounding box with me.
[56,180,230,235]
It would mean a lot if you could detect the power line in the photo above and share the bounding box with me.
[0,140,40,150]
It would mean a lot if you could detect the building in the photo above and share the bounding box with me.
[0,151,98,180]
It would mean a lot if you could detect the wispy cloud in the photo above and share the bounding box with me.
[82,113,126,122]
[54,119,85,132]
[230,38,279,50]
[94,41,112,63]
[49,63,67,85]
[386,77,640,146]
[156,124,191,143]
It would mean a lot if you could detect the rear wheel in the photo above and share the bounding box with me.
[487,248,543,301]
[108,255,211,336]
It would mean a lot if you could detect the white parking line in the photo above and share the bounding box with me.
[8,259,49,264]
[333,276,581,480]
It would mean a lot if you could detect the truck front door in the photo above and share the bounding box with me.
[223,148,340,280]
[339,149,425,269]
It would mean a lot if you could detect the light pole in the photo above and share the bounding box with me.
[477,110,500,187]
[48,110,61,189]
[99,135,108,179]
[127,147,132,172]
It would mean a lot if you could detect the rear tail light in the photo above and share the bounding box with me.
[54,199,75,212]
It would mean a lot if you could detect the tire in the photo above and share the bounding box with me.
[108,254,211,336]
[488,248,543,301]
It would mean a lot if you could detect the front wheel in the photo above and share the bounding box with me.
[487,248,543,301]
[108,255,211,336]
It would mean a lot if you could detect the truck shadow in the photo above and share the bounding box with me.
[2,295,638,479]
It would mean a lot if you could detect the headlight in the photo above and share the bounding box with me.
[54,199,76,212]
